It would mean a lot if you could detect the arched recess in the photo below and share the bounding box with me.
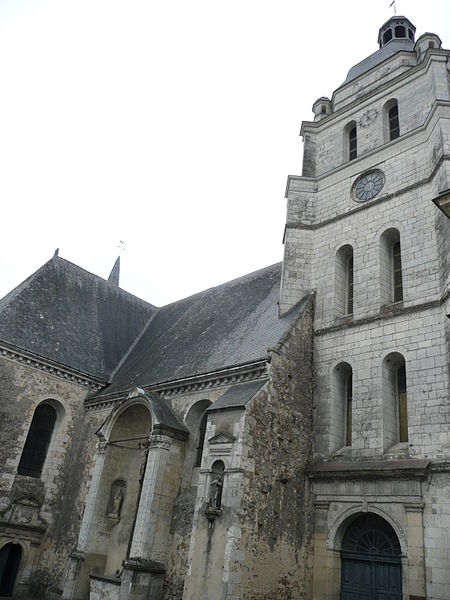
[383,98,400,141]
[17,399,65,479]
[327,505,407,556]
[91,402,152,577]
[335,245,354,318]
[343,120,357,161]
[0,542,23,597]
[380,228,404,305]
[330,362,353,451]
[185,400,212,469]
[341,513,403,600]
[382,352,408,450]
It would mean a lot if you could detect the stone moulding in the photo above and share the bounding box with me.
[0,342,104,391]
[123,557,165,574]
[85,360,269,412]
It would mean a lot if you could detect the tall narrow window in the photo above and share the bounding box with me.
[331,362,352,451]
[346,374,353,447]
[195,412,208,467]
[384,99,400,142]
[349,126,357,160]
[335,245,354,317]
[398,364,408,442]
[17,404,57,478]
[388,104,400,140]
[382,352,407,450]
[392,241,403,302]
[347,256,354,315]
[380,228,403,306]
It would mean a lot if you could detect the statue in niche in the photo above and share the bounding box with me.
[208,460,225,509]
[209,472,224,508]
[107,480,125,519]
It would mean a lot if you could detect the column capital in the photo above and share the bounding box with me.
[149,434,172,451]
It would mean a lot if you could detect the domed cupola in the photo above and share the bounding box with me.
[378,16,416,47]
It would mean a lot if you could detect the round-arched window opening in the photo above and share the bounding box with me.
[383,29,393,45]
[18,403,57,478]
[394,25,406,38]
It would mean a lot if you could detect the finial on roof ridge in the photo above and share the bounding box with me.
[108,256,120,286]
[54,248,59,257]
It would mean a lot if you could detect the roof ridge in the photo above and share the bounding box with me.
[107,307,162,382]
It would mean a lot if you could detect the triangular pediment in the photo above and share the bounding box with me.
[208,432,236,444]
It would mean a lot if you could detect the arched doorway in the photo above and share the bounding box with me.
[341,513,402,600]
[0,543,22,597]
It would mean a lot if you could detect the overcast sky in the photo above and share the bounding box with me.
[1,0,449,306]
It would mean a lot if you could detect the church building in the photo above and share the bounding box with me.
[0,14,449,600]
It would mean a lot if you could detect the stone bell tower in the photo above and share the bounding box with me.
[281,14,450,600]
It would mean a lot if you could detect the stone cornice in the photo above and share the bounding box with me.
[315,297,444,336]
[85,360,269,413]
[285,150,450,231]
[0,341,105,391]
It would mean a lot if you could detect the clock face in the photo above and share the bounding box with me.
[353,170,384,202]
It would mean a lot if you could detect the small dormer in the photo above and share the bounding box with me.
[312,97,332,122]
[414,32,442,62]
[378,16,415,48]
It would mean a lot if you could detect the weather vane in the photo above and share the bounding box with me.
[118,240,126,254]
[389,0,397,15]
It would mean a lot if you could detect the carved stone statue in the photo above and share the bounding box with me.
[209,472,224,508]
[107,487,123,518]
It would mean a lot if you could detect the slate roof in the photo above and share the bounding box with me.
[0,256,155,379]
[1,258,306,395]
[97,262,303,396]
[208,380,266,412]
[343,38,414,85]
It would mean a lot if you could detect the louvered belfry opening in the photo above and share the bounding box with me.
[349,126,357,160]
[397,364,408,442]
[347,256,354,315]
[346,374,353,447]
[17,403,57,478]
[389,104,400,140]
[392,241,403,302]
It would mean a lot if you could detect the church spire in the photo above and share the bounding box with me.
[108,256,120,286]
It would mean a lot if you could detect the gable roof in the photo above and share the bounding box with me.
[0,256,155,379]
[96,262,304,397]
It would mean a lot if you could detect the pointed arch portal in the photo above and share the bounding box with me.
[341,513,402,600]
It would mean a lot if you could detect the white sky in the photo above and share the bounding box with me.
[1,0,449,306]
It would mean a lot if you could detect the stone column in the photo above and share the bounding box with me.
[62,440,108,600]
[119,433,172,600]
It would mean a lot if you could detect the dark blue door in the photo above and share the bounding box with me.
[341,514,402,600]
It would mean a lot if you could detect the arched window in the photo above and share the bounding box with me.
[382,353,408,449]
[331,362,353,451]
[195,412,208,467]
[349,126,357,160]
[380,228,403,305]
[384,99,400,141]
[394,25,406,38]
[17,403,57,478]
[383,29,393,44]
[185,399,212,469]
[335,245,354,317]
